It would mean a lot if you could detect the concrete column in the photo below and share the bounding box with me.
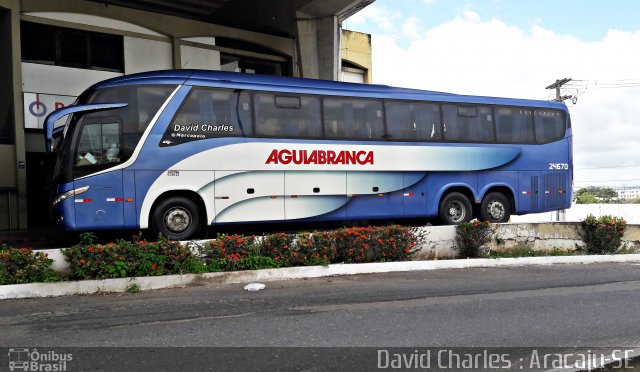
[295,15,339,80]
[172,36,182,69]
[0,0,27,229]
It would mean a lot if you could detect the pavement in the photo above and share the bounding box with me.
[1,263,639,370]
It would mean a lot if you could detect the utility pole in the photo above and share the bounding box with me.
[545,78,572,222]
[545,78,573,102]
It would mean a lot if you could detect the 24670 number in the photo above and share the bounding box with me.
[549,163,569,170]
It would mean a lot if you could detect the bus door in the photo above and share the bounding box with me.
[72,117,125,229]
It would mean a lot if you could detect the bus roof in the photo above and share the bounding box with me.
[90,69,568,110]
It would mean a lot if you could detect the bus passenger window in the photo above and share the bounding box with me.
[495,107,534,144]
[385,101,441,141]
[160,88,252,146]
[254,93,321,138]
[323,98,384,140]
[443,105,493,142]
[534,110,565,143]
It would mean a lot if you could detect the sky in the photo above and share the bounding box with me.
[344,0,640,188]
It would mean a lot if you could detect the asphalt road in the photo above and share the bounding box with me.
[1,263,640,370]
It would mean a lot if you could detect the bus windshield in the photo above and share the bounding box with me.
[52,84,176,183]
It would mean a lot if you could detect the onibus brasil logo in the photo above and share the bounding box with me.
[7,348,72,371]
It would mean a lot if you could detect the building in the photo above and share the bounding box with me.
[617,187,640,200]
[0,0,374,230]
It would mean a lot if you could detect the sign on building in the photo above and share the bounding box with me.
[23,92,77,129]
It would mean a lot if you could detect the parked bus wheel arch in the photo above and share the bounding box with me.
[149,191,206,240]
[438,187,474,225]
[480,186,514,223]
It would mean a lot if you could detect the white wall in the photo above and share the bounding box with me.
[511,204,640,224]
[21,62,121,96]
[124,37,172,74]
[180,45,220,70]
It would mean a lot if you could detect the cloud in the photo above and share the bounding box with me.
[368,11,640,186]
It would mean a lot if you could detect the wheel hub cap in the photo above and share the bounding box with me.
[164,208,191,233]
[487,201,505,220]
[447,201,465,223]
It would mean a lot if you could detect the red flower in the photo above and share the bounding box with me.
[88,247,94,253]
[237,238,244,244]
[138,241,146,246]
[20,248,30,253]
[79,259,86,264]
[151,263,157,271]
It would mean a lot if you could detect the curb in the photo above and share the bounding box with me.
[3,254,640,300]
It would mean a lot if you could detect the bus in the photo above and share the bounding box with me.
[44,70,572,240]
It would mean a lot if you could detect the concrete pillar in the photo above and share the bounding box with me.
[295,15,339,80]
[0,0,26,229]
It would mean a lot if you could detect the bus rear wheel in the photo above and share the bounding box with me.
[480,192,511,223]
[439,192,472,225]
[151,196,201,241]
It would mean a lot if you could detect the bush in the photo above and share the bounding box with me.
[259,233,295,265]
[0,246,61,285]
[333,225,419,263]
[64,233,198,279]
[455,219,493,258]
[199,234,273,271]
[578,214,627,254]
[295,231,336,266]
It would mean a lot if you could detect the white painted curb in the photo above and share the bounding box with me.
[2,254,640,300]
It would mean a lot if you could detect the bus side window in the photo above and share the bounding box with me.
[323,97,384,140]
[254,93,321,138]
[534,110,565,143]
[160,88,252,146]
[385,101,441,141]
[495,107,534,144]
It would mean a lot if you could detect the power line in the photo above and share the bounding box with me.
[575,164,640,170]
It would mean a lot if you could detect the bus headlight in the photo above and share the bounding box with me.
[51,186,89,207]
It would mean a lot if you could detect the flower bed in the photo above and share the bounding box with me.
[1,225,423,284]
[0,246,61,285]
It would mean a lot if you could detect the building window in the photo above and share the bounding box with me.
[21,21,124,72]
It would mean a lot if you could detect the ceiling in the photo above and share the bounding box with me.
[89,0,374,37]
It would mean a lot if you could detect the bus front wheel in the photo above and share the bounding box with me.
[480,192,511,223]
[151,196,201,240]
[439,192,472,225]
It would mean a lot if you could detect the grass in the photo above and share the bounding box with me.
[485,246,576,259]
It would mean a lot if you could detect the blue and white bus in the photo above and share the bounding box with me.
[44,70,572,240]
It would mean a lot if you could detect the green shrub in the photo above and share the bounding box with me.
[0,246,61,285]
[455,219,493,258]
[578,214,627,254]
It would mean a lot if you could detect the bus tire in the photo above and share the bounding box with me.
[480,192,511,223]
[439,192,472,225]
[151,196,201,240]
